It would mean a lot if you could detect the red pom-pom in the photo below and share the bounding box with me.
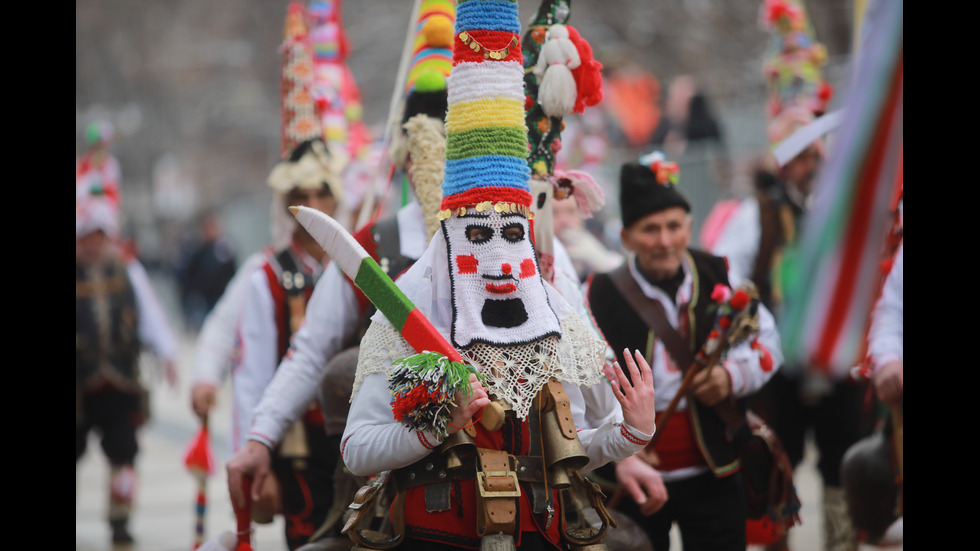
[817,81,833,101]
[565,25,603,114]
[391,385,439,422]
[760,348,774,372]
[746,516,785,545]
[730,290,750,310]
[751,340,774,372]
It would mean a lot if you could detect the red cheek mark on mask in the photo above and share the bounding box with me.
[456,254,478,274]
[519,258,537,279]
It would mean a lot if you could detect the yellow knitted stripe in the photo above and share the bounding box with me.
[445,97,525,133]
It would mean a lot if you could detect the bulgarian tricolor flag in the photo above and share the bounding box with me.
[777,0,903,379]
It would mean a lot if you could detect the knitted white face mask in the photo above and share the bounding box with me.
[442,209,561,349]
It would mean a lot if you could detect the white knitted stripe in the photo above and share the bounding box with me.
[447,61,525,105]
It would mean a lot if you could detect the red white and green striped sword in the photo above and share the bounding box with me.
[290,206,502,435]
[291,205,464,363]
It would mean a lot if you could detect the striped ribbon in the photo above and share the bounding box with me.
[778,0,903,378]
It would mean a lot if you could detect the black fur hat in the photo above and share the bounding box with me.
[619,153,690,228]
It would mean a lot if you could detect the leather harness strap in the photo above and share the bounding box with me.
[475,448,519,537]
[608,263,695,367]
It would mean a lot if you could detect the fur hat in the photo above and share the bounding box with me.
[620,151,689,228]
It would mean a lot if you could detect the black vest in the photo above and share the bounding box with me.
[76,257,142,389]
[588,249,744,475]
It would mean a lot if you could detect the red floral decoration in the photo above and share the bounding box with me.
[730,289,751,310]
[649,159,679,186]
[711,283,732,303]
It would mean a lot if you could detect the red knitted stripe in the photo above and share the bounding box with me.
[453,29,521,64]
[440,187,532,211]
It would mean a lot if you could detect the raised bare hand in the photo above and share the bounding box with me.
[610,348,656,436]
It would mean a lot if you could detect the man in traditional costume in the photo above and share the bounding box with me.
[76,173,180,546]
[225,2,457,546]
[337,2,657,549]
[587,152,784,551]
[707,3,874,548]
[229,5,349,547]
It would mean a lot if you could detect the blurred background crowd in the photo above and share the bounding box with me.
[76,0,858,323]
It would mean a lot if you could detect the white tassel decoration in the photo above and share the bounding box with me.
[533,24,581,118]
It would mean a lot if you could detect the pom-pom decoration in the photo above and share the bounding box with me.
[705,280,763,360]
[638,150,680,186]
[565,25,603,114]
[388,351,487,439]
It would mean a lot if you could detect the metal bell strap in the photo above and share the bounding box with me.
[342,470,405,550]
[558,470,617,548]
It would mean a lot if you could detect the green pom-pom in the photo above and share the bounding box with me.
[414,70,446,94]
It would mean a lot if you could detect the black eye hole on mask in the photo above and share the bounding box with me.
[501,223,525,243]
[465,224,493,244]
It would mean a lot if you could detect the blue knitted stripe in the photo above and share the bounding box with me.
[410,47,454,69]
[443,155,531,196]
[455,0,520,34]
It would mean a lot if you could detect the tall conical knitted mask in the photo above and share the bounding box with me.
[438,0,560,349]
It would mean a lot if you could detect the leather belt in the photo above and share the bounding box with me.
[392,451,546,495]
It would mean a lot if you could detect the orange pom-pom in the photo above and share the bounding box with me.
[422,14,454,48]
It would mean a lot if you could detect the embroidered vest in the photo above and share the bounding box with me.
[76,257,141,391]
[588,249,745,476]
[262,247,324,431]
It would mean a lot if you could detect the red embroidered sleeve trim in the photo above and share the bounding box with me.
[416,431,437,450]
[621,424,651,446]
